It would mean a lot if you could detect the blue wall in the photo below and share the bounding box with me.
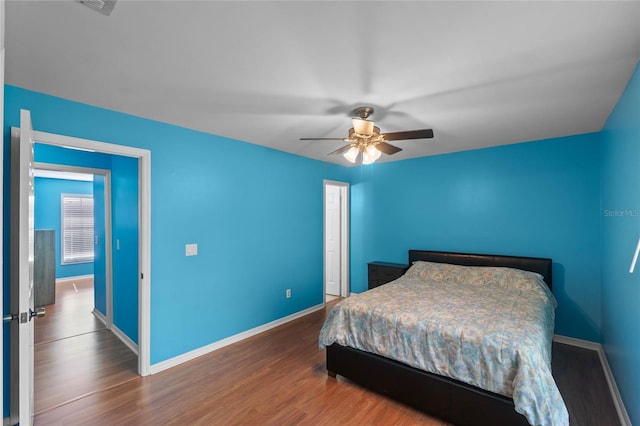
[35,144,112,170]
[601,61,640,424]
[3,85,349,368]
[111,155,139,343]
[34,177,94,279]
[349,134,603,342]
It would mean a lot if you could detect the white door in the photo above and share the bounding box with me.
[325,184,341,296]
[9,109,36,426]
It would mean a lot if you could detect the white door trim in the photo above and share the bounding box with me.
[34,162,114,329]
[1,0,6,414]
[323,180,350,301]
[31,130,151,376]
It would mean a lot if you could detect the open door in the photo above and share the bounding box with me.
[9,109,41,426]
[325,184,341,296]
[324,180,350,299]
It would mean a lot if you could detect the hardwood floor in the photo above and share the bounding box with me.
[552,343,619,425]
[35,278,105,345]
[34,278,138,415]
[35,298,620,426]
[35,330,139,413]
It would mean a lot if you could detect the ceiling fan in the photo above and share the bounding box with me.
[300,106,434,164]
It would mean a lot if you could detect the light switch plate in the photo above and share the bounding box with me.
[185,243,198,256]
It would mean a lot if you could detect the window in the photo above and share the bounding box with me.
[61,194,94,264]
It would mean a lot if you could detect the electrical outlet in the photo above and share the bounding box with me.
[286,288,291,298]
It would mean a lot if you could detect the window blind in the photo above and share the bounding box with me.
[61,194,94,264]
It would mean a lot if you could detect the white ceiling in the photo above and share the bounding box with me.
[5,1,640,166]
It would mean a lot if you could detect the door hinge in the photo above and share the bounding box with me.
[141,273,144,279]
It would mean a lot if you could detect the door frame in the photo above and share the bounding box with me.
[1,0,6,415]
[28,130,151,376]
[323,180,350,300]
[33,163,114,329]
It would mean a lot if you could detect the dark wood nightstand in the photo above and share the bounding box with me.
[368,262,410,289]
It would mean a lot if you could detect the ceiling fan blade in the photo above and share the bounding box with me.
[300,137,348,141]
[380,129,434,141]
[375,142,403,155]
[328,144,354,156]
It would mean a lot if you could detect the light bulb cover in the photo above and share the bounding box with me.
[362,145,381,165]
[343,146,359,163]
[368,144,382,159]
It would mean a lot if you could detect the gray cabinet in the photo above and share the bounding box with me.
[35,229,56,307]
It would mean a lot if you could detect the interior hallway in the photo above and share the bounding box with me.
[34,277,138,415]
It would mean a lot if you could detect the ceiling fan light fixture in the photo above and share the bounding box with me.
[301,105,432,164]
[362,144,382,165]
[343,146,360,163]
[352,118,374,137]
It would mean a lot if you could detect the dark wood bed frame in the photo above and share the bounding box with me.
[326,249,553,426]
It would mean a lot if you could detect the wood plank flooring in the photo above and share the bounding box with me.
[35,278,105,345]
[35,330,139,413]
[552,342,619,425]
[34,278,138,415]
[34,296,620,425]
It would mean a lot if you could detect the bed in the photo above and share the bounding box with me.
[319,250,569,426]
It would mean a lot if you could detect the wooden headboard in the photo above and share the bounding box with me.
[408,249,553,290]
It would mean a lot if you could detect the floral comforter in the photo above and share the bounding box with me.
[319,261,569,426]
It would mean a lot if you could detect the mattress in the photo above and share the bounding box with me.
[318,261,569,426]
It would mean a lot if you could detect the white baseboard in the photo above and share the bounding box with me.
[92,308,107,326]
[553,334,631,426]
[111,324,139,356]
[552,334,600,350]
[92,308,138,355]
[56,274,94,283]
[149,304,324,375]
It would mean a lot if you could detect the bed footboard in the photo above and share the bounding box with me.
[326,344,529,426]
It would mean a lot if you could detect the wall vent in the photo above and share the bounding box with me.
[78,0,117,16]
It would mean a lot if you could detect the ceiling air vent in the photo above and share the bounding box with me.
[78,0,117,16]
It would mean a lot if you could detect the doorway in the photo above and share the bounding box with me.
[33,164,111,325]
[324,180,350,301]
[28,129,151,376]
[30,165,136,413]
[8,112,152,424]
